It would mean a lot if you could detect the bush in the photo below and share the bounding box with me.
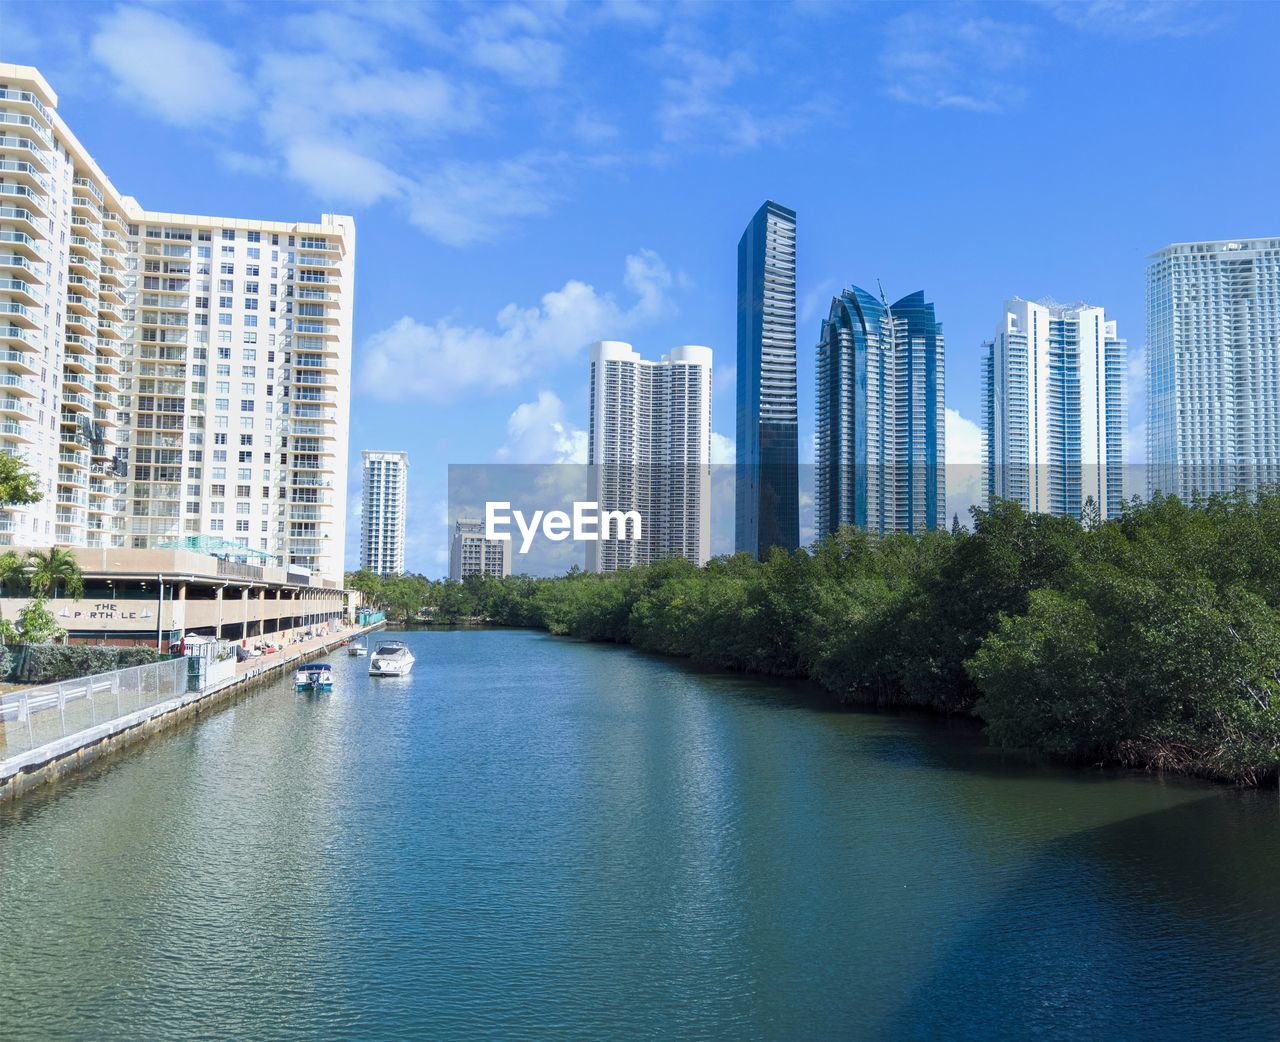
[13,644,168,685]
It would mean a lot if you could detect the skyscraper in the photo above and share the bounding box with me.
[0,64,354,582]
[815,287,946,537]
[361,451,408,576]
[586,340,712,572]
[736,200,798,558]
[1147,238,1280,499]
[449,517,510,580]
[981,299,1127,520]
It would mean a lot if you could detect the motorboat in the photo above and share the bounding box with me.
[369,640,415,677]
[294,663,334,690]
[347,640,369,657]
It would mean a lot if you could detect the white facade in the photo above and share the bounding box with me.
[981,298,1126,519]
[1148,238,1280,499]
[360,450,407,576]
[0,65,354,582]
[586,340,712,572]
[449,517,510,580]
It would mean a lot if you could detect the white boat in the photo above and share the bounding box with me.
[347,640,368,657]
[294,663,334,690]
[369,640,415,677]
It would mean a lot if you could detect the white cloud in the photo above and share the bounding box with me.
[710,432,735,465]
[407,155,561,247]
[945,407,983,465]
[460,4,567,87]
[497,392,588,463]
[282,140,405,207]
[1042,0,1222,38]
[654,32,819,151]
[881,12,1033,113]
[90,7,252,126]
[946,408,985,528]
[359,250,675,400]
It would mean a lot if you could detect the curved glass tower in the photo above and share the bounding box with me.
[736,201,799,558]
[815,287,945,537]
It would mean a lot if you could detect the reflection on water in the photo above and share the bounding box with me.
[2,629,1278,1040]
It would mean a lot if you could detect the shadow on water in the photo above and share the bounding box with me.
[877,793,1280,1041]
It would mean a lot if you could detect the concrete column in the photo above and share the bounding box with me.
[216,584,225,638]
[241,587,251,641]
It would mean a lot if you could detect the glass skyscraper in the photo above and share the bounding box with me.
[981,299,1127,520]
[736,200,799,558]
[1147,238,1280,499]
[815,287,945,537]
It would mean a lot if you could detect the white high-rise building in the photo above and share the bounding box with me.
[1148,238,1280,500]
[982,299,1127,520]
[360,451,407,576]
[449,517,510,580]
[586,340,712,572]
[0,65,354,582]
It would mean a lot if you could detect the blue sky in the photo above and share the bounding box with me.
[7,0,1278,575]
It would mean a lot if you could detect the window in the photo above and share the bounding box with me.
[219,279,233,292]
[241,382,255,395]
[236,485,251,498]
[238,451,252,463]
[198,230,212,242]
[244,298,258,310]
[245,281,259,294]
[214,433,228,445]
[221,263,234,275]
[215,398,229,411]
[247,248,260,260]
[216,381,230,394]
[217,332,231,344]
[211,484,225,497]
[197,246,211,259]
[221,246,235,257]
[195,296,209,309]
[243,331,257,344]
[210,519,224,531]
[219,296,233,309]
[245,315,258,328]
[222,229,235,241]
[219,314,232,326]
[246,265,259,278]
[240,434,253,446]
[247,231,261,243]
[212,467,226,480]
[236,519,250,531]
[243,349,257,362]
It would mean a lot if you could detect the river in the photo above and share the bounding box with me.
[2,629,1279,1040]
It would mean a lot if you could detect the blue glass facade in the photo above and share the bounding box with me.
[815,287,946,537]
[736,201,799,558]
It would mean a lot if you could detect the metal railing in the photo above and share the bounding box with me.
[0,657,188,761]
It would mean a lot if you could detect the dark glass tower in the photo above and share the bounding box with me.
[815,287,945,537]
[736,200,799,558]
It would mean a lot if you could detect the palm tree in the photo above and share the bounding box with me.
[0,549,26,623]
[26,547,84,600]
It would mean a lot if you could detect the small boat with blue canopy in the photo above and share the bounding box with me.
[294,662,334,690]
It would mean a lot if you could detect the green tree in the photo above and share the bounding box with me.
[0,452,41,508]
[26,547,84,599]
[12,598,66,644]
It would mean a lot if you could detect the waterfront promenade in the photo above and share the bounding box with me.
[0,620,382,802]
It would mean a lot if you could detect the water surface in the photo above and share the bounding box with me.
[3,629,1279,1039]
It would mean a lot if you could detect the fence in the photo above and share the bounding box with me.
[0,656,188,761]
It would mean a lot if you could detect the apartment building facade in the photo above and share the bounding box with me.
[449,517,510,580]
[0,64,353,583]
[1147,238,1280,500]
[981,298,1127,520]
[815,287,946,537]
[360,450,408,576]
[586,340,712,572]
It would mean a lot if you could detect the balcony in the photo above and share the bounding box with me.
[0,373,38,396]
[0,349,37,374]
[0,301,37,328]
[0,158,48,193]
[0,111,53,148]
[0,252,41,280]
[0,325,37,349]
[59,450,90,469]
[72,176,105,204]
[0,88,54,127]
[0,206,44,238]
[0,396,35,419]
[0,182,48,218]
[69,235,100,259]
[63,392,92,413]
[0,419,35,442]
[0,276,41,305]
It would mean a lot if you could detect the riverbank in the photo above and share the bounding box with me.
[449,495,1280,788]
[0,621,383,802]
